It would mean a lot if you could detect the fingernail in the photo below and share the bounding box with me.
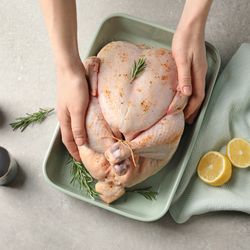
[92,90,97,97]
[74,156,81,162]
[75,138,85,146]
[182,85,192,96]
[166,107,172,115]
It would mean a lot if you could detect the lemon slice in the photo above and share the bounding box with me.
[226,138,250,168]
[197,151,232,186]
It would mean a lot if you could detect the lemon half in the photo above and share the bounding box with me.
[197,151,232,186]
[227,138,250,168]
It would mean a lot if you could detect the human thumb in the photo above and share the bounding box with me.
[176,59,192,96]
[71,111,87,146]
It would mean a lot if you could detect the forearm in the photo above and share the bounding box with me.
[177,0,213,33]
[40,0,81,70]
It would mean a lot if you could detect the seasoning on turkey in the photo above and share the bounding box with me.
[78,41,188,203]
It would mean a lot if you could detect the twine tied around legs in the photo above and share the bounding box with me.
[102,135,137,167]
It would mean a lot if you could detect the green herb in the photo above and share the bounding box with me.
[10,108,54,132]
[130,57,146,82]
[67,155,158,201]
[126,186,158,201]
[67,156,99,199]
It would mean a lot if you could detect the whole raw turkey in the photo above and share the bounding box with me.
[78,41,188,203]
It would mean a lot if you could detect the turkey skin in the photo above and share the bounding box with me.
[78,41,188,203]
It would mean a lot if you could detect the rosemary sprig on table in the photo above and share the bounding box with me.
[126,186,158,201]
[130,57,146,82]
[10,108,54,132]
[67,157,99,199]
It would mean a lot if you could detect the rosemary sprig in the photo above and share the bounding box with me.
[67,156,158,201]
[10,108,54,132]
[67,156,99,199]
[130,57,146,82]
[126,186,158,201]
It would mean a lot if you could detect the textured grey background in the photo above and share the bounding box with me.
[0,0,250,249]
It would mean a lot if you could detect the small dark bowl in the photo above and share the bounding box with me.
[0,147,18,185]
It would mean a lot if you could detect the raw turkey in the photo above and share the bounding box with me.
[78,41,188,203]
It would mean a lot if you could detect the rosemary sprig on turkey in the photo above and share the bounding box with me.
[130,57,146,82]
[10,108,54,132]
[67,157,99,199]
[67,156,158,201]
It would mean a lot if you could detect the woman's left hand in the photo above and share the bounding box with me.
[172,24,208,124]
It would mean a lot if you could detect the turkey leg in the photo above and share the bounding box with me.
[105,111,185,175]
[78,57,114,180]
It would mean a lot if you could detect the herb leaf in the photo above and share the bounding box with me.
[126,186,158,201]
[67,156,99,199]
[67,156,158,202]
[130,57,146,82]
[10,108,54,132]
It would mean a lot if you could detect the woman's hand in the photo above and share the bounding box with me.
[172,25,207,123]
[56,60,89,161]
[40,0,89,161]
[172,0,212,123]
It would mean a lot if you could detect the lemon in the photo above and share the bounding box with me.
[197,151,232,186]
[226,138,250,168]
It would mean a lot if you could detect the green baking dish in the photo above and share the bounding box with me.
[42,13,221,222]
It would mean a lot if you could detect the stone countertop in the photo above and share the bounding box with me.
[0,0,249,249]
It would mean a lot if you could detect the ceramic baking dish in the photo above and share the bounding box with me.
[43,13,221,222]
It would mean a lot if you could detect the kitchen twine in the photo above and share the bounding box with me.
[101,135,137,167]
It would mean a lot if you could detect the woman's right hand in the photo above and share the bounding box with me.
[56,60,89,161]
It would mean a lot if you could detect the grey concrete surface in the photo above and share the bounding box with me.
[0,0,250,249]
